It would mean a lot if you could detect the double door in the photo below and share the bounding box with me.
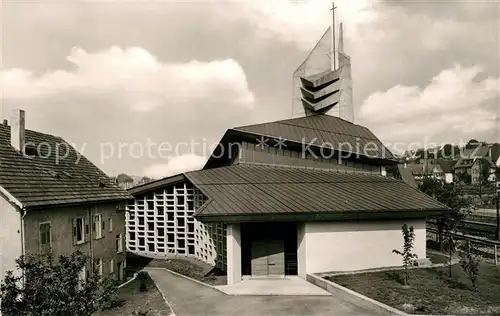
[251,240,285,276]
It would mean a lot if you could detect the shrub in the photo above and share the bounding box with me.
[0,251,117,316]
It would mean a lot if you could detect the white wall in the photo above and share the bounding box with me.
[297,223,307,278]
[0,195,22,282]
[303,219,426,274]
[445,173,453,184]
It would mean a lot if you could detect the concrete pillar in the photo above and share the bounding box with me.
[226,223,241,285]
[297,222,307,279]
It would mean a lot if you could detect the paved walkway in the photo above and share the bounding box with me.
[216,276,331,295]
[146,268,394,316]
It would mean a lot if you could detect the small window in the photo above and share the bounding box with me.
[94,258,103,278]
[93,214,102,239]
[74,217,85,244]
[39,222,52,253]
[110,259,114,274]
[109,218,113,232]
[116,234,123,253]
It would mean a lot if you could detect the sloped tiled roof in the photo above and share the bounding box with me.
[231,114,394,160]
[186,164,448,219]
[408,164,424,176]
[436,159,456,173]
[455,146,491,169]
[0,124,131,208]
[397,164,418,189]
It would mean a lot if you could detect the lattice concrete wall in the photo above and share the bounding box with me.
[126,182,227,271]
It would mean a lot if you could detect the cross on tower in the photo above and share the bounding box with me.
[330,2,337,71]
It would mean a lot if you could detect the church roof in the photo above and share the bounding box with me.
[186,164,448,222]
[231,114,395,161]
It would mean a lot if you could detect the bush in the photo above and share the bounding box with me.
[0,251,117,316]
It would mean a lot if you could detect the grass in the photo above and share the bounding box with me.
[148,258,227,286]
[126,252,227,286]
[94,272,171,316]
[328,262,500,315]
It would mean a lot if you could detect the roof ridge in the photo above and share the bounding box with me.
[0,123,65,141]
[232,115,378,141]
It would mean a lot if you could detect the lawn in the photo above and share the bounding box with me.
[127,252,227,286]
[94,272,171,316]
[328,262,500,315]
[148,258,227,286]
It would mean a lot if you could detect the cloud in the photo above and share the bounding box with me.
[142,154,206,179]
[358,65,500,150]
[229,0,378,50]
[1,46,255,111]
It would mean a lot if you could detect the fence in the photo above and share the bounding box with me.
[427,227,499,266]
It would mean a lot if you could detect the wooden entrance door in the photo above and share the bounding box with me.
[251,240,285,276]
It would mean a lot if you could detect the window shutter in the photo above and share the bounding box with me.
[72,219,77,245]
[85,216,90,242]
[48,224,52,248]
[39,225,44,249]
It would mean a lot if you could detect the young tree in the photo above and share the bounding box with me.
[392,224,418,285]
[458,240,481,291]
[420,179,475,276]
[434,185,474,277]
[0,251,118,316]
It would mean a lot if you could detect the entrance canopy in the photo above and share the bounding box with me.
[186,164,449,223]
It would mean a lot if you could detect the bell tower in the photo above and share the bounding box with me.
[292,2,354,123]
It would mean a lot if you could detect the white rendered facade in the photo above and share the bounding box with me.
[126,182,226,271]
[297,219,426,277]
[0,194,23,283]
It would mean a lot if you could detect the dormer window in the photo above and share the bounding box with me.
[97,180,107,188]
[24,144,39,157]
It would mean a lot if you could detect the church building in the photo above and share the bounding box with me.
[126,12,449,285]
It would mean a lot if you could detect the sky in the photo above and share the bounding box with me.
[1,0,499,178]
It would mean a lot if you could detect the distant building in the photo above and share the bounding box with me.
[454,145,499,184]
[432,159,455,184]
[0,110,131,284]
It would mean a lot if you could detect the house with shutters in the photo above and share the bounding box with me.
[0,109,131,284]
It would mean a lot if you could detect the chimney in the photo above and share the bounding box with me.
[2,119,7,126]
[11,109,25,153]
